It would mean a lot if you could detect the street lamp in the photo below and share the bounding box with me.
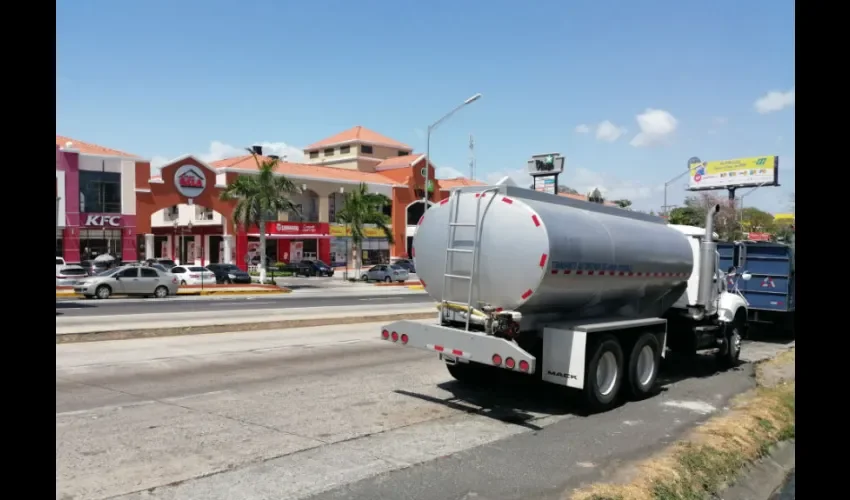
[738,182,770,223]
[662,166,695,217]
[424,93,483,204]
[187,221,193,265]
[173,219,178,263]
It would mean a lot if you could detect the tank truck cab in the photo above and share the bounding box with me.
[664,207,750,364]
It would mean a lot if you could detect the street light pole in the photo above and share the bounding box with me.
[663,166,695,216]
[423,93,483,205]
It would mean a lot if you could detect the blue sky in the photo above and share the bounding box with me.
[57,0,795,213]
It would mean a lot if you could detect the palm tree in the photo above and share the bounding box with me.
[335,183,394,278]
[220,149,300,283]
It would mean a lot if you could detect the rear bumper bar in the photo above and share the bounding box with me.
[380,320,537,374]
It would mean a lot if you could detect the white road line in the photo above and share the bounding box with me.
[56,390,231,417]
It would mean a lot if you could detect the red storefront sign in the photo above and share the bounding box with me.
[252,222,330,236]
[746,232,771,241]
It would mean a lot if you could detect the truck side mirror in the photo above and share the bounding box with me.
[741,272,752,281]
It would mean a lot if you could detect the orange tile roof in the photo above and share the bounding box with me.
[439,177,487,189]
[375,154,425,170]
[212,155,400,185]
[304,126,412,151]
[56,135,139,158]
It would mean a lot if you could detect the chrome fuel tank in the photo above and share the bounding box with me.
[413,185,694,319]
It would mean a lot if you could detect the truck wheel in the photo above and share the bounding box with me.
[626,333,661,400]
[584,335,624,412]
[717,319,743,368]
[446,362,487,385]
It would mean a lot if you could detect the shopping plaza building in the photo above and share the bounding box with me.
[56,127,485,269]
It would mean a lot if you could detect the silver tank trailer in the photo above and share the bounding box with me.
[414,185,694,320]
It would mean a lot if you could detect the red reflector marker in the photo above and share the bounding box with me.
[381,330,389,339]
[452,349,463,356]
[492,354,503,366]
[434,345,444,352]
[519,360,530,372]
[391,331,399,342]
[505,357,516,369]
[400,334,409,344]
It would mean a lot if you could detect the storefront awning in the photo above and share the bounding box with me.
[248,233,332,240]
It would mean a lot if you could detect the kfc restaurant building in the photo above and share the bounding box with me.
[55,139,141,264]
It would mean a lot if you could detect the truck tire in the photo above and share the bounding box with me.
[717,318,743,368]
[584,335,624,412]
[446,362,487,385]
[626,333,661,400]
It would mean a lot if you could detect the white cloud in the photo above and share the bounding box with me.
[754,88,795,114]
[149,140,305,176]
[575,124,590,134]
[481,161,661,204]
[436,166,465,179]
[595,120,627,143]
[629,109,678,147]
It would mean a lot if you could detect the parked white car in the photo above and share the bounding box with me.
[56,257,67,275]
[361,264,410,283]
[56,265,88,286]
[169,265,216,286]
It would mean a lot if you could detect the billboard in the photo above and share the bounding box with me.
[527,153,565,177]
[688,156,779,191]
[534,177,556,194]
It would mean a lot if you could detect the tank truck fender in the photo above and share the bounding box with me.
[716,292,748,324]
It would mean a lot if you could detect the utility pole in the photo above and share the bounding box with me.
[468,135,475,180]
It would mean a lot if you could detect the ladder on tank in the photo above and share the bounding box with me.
[440,188,497,331]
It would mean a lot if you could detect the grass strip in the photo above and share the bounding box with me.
[572,348,795,500]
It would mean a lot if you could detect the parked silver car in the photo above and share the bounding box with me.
[56,265,88,286]
[74,266,179,299]
[361,264,410,283]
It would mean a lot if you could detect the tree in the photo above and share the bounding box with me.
[335,182,394,278]
[667,205,703,226]
[587,188,604,204]
[559,185,578,194]
[740,207,776,234]
[220,150,300,283]
[666,193,741,240]
[612,199,632,209]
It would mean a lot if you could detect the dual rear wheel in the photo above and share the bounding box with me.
[583,333,661,412]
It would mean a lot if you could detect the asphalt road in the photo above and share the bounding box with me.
[55,293,434,317]
[56,321,793,500]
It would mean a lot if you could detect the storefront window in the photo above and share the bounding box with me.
[56,229,63,257]
[79,171,122,213]
[79,229,122,262]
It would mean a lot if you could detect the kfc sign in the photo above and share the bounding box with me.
[85,215,122,227]
[174,164,206,198]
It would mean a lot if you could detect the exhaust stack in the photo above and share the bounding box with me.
[697,204,720,308]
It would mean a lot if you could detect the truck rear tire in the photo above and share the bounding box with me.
[626,333,661,400]
[584,335,624,412]
[446,362,487,385]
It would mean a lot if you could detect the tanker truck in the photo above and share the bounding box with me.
[380,179,751,411]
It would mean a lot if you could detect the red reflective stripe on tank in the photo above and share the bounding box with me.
[434,345,444,352]
[563,270,571,274]
[417,216,424,225]
[608,271,616,276]
[551,269,559,274]
[539,253,548,267]
[452,349,464,356]
[411,247,415,257]
[440,198,449,205]
[501,197,513,204]
[587,271,595,276]
[576,270,583,275]
[521,289,533,299]
[495,307,503,312]
[531,214,541,227]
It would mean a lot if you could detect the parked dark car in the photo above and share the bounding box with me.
[280,261,317,277]
[301,260,334,276]
[206,263,252,284]
[393,258,416,273]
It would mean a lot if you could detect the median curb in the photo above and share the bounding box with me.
[374,280,423,287]
[56,285,291,298]
[56,311,436,344]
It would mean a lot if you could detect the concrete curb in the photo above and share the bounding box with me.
[721,440,795,500]
[374,281,422,287]
[56,287,291,298]
[56,311,436,344]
